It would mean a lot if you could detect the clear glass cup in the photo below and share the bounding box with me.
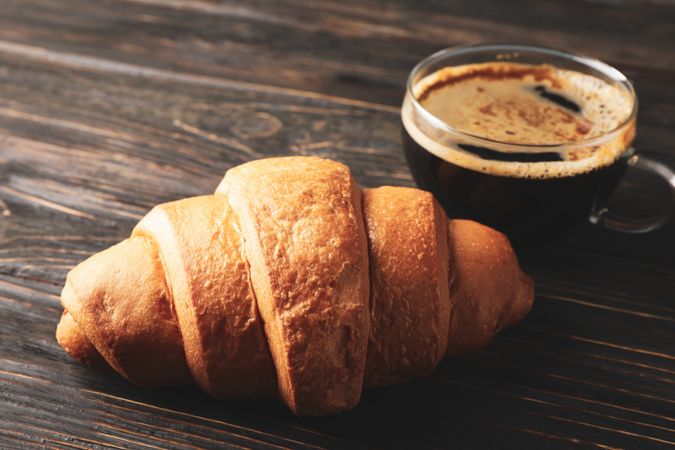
[401,44,675,246]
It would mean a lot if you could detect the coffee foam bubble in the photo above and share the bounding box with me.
[404,62,636,179]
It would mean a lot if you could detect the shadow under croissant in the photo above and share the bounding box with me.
[64,352,537,449]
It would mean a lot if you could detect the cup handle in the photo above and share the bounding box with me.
[589,152,675,233]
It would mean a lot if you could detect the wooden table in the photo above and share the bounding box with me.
[1,1,673,448]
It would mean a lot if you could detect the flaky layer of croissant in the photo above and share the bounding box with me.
[56,156,533,416]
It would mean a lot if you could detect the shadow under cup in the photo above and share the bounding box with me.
[401,45,639,247]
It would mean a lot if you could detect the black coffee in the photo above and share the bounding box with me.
[402,62,636,245]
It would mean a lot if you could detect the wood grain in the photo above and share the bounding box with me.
[0,0,674,449]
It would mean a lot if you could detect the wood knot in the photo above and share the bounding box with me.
[230,112,282,140]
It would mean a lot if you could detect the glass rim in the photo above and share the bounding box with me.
[405,43,638,152]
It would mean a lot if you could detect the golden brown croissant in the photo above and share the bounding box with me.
[56,156,533,416]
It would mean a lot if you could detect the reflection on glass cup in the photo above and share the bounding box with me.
[402,44,675,246]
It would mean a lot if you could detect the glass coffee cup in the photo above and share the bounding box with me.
[402,44,675,246]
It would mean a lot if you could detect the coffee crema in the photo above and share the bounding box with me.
[403,62,636,179]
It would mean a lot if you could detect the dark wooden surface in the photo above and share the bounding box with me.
[1,0,674,448]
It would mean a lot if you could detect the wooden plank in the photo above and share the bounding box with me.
[0,0,673,166]
[0,0,673,111]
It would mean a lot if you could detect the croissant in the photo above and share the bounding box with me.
[56,156,533,416]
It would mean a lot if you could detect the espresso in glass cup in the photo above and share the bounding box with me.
[402,44,675,246]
